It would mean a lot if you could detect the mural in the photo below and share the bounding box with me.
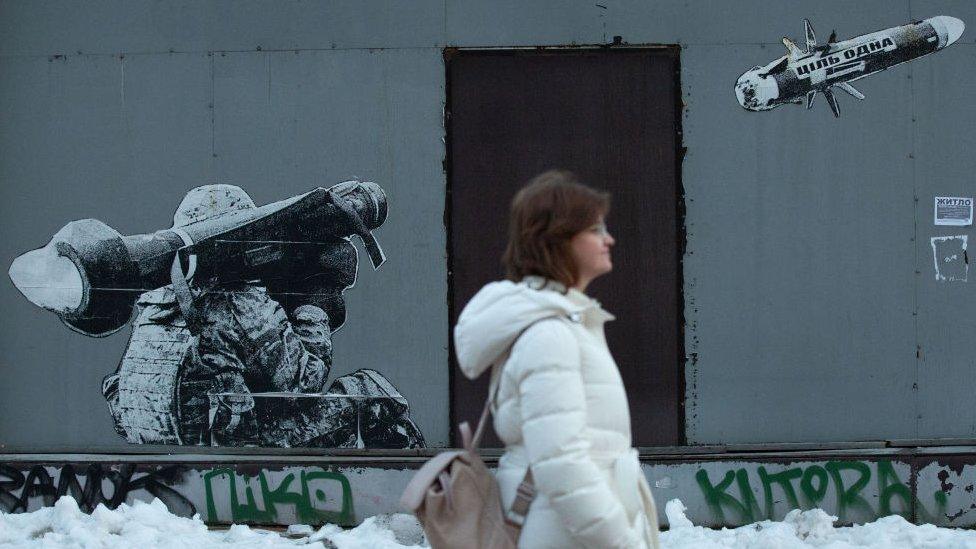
[735,16,965,117]
[7,181,425,449]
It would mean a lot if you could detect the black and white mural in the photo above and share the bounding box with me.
[735,16,965,117]
[7,181,425,449]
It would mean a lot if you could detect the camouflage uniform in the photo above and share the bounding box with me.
[102,283,333,445]
[181,285,333,445]
[101,184,424,448]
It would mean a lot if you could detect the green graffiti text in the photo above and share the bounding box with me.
[204,468,354,526]
[696,460,946,525]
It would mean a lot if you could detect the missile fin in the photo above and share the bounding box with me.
[806,90,817,110]
[836,82,865,100]
[804,19,817,52]
[782,37,803,59]
[823,88,840,117]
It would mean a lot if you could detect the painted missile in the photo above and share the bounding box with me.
[735,16,965,117]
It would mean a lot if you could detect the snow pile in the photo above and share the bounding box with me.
[664,499,694,529]
[0,497,425,549]
[0,497,291,548]
[661,498,976,548]
[308,513,425,548]
[5,496,976,548]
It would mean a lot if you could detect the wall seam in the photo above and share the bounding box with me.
[908,0,920,440]
[209,51,216,179]
[0,46,446,59]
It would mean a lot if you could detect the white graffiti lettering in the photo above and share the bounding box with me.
[795,37,895,77]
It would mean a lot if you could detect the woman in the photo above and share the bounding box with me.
[453,170,661,548]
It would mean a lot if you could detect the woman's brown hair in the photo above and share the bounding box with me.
[502,170,610,288]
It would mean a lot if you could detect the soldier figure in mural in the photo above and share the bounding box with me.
[8,181,425,449]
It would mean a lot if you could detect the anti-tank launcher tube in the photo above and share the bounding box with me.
[8,181,388,337]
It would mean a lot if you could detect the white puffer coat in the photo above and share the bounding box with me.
[454,276,660,549]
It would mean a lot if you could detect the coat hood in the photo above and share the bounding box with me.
[454,277,609,380]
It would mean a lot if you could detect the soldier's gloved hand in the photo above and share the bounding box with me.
[293,305,331,348]
[289,304,332,391]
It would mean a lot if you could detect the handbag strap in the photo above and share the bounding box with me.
[468,376,498,450]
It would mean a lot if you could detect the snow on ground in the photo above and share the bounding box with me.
[660,499,976,548]
[4,496,976,548]
[0,497,424,549]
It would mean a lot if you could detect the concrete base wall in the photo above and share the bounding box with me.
[4,446,976,529]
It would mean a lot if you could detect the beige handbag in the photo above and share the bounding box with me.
[400,396,533,549]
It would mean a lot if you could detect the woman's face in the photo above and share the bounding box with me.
[569,215,615,287]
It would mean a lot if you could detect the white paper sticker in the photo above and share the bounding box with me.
[931,235,968,282]
[934,196,973,226]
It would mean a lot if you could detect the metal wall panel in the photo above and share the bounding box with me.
[445,1,603,47]
[0,1,446,55]
[211,47,449,445]
[0,53,214,448]
[681,41,918,443]
[589,1,916,47]
[913,37,976,437]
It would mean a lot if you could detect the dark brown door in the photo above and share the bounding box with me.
[446,48,683,447]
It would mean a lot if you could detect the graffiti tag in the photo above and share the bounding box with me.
[203,468,354,525]
[695,460,948,525]
[0,463,195,516]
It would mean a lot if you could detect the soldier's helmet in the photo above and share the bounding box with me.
[171,184,256,228]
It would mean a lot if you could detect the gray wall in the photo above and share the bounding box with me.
[1,0,975,450]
